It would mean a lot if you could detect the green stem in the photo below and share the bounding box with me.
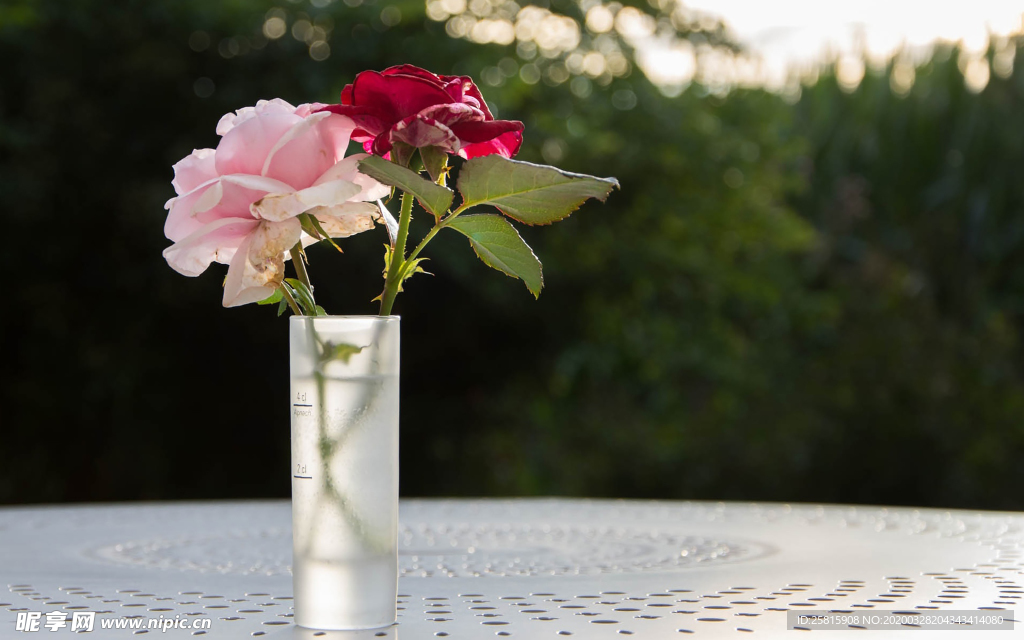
[378,190,415,316]
[404,201,472,264]
[279,283,301,316]
[289,244,313,293]
[301,320,392,555]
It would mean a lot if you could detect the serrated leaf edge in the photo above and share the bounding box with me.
[449,215,544,298]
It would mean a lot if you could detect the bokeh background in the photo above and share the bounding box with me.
[2,0,1023,510]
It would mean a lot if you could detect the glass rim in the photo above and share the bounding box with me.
[289,315,399,322]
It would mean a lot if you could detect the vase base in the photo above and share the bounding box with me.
[293,623,398,639]
[295,622,397,633]
[293,554,397,631]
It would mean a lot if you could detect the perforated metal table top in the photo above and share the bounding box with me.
[0,499,1020,639]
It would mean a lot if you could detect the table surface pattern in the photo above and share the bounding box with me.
[0,499,1021,639]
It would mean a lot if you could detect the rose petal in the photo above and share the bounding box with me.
[449,118,524,144]
[309,201,381,238]
[389,116,460,152]
[459,129,524,159]
[251,179,362,222]
[215,111,303,177]
[316,104,390,140]
[439,76,467,104]
[164,179,219,241]
[223,218,302,307]
[313,154,391,201]
[381,64,446,82]
[349,69,453,126]
[260,111,351,189]
[293,102,327,118]
[171,148,217,195]
[216,98,297,136]
[340,83,355,106]
[315,67,521,161]
[164,174,292,241]
[349,127,376,143]
[163,217,260,277]
[459,78,495,119]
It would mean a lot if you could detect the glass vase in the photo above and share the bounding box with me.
[289,316,400,630]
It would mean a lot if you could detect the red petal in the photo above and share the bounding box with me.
[459,129,524,159]
[449,118,524,144]
[340,83,354,106]
[389,116,460,152]
[460,79,494,119]
[349,69,453,125]
[380,65,444,86]
[371,133,393,156]
[350,128,374,143]
[316,104,388,138]
[439,76,467,103]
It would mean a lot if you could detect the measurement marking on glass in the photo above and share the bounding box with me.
[293,403,313,407]
[293,475,313,479]
[294,464,311,479]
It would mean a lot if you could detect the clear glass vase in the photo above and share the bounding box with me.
[289,316,400,630]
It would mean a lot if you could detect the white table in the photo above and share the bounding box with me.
[1,499,1020,638]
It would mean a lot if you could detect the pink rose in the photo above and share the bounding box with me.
[162,99,389,307]
[317,65,524,159]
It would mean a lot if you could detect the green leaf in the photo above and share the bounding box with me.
[300,213,342,252]
[257,289,283,306]
[457,156,619,225]
[373,244,395,303]
[398,257,430,291]
[382,243,394,275]
[297,213,322,240]
[420,146,449,185]
[447,214,544,298]
[358,155,454,217]
[284,278,317,315]
[408,147,425,173]
[321,342,365,364]
[276,296,287,316]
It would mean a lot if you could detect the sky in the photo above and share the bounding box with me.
[677,0,1024,89]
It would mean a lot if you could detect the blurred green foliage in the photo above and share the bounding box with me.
[1,0,1022,509]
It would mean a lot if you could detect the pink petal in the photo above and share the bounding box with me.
[216,99,297,136]
[223,219,302,307]
[309,201,380,239]
[313,154,391,201]
[164,174,293,241]
[261,112,355,190]
[215,111,303,178]
[162,217,260,277]
[171,148,217,195]
[252,179,362,222]
[293,102,327,118]
[200,175,294,223]
[164,179,219,241]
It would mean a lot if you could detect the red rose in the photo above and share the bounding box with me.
[317,65,524,161]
